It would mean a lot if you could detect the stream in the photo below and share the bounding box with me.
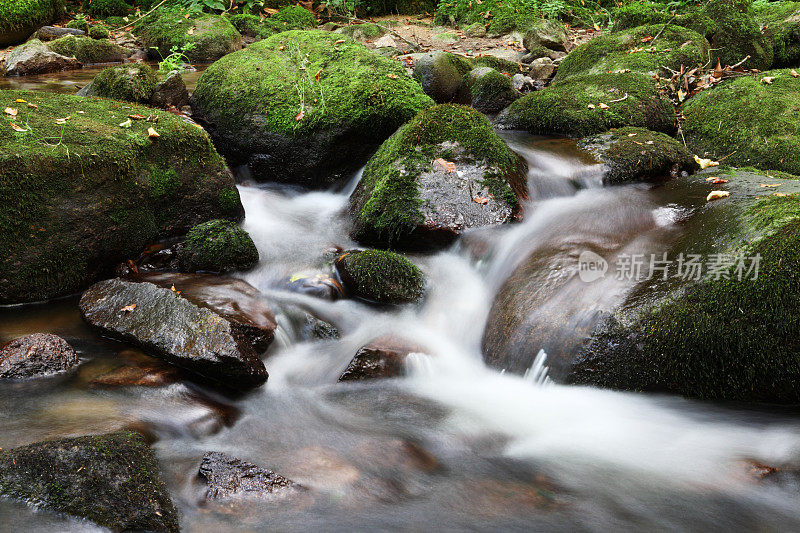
[2,80,800,531]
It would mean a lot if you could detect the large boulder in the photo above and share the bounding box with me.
[465,67,521,114]
[3,39,82,76]
[568,171,800,403]
[0,432,179,532]
[554,24,710,81]
[79,278,270,390]
[81,64,158,103]
[497,72,677,137]
[198,451,303,501]
[0,333,78,379]
[702,0,774,70]
[413,51,473,103]
[0,89,243,304]
[191,30,433,188]
[334,249,426,304]
[179,219,259,273]
[135,8,242,62]
[350,104,527,250]
[47,35,128,65]
[757,1,800,68]
[0,0,62,47]
[683,70,800,176]
[578,127,698,184]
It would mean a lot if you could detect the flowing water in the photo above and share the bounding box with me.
[2,126,800,531]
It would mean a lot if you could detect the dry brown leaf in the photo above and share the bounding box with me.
[473,196,490,204]
[761,76,774,84]
[314,68,322,82]
[774,192,788,197]
[10,123,28,132]
[120,304,137,313]
[598,102,609,109]
[386,73,398,79]
[27,102,38,109]
[706,190,730,202]
[791,69,799,78]
[295,108,305,121]
[184,13,190,18]
[587,103,596,109]
[128,114,146,120]
[760,183,781,188]
[433,158,457,172]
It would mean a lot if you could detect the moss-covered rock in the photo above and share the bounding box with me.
[230,13,273,39]
[435,0,601,34]
[335,249,425,304]
[498,72,676,137]
[0,0,62,47]
[179,219,259,273]
[349,104,527,250]
[683,70,800,176]
[87,0,131,17]
[578,127,697,184]
[4,39,82,76]
[0,89,243,304]
[89,64,158,103]
[268,5,317,30]
[568,170,800,403]
[523,18,569,52]
[413,51,473,103]
[757,0,800,68]
[0,432,179,532]
[703,0,774,70]
[611,1,674,31]
[88,23,111,39]
[66,17,90,33]
[337,22,386,40]
[135,8,242,62]
[554,24,709,81]
[191,30,433,188]
[48,35,128,64]
[466,67,521,113]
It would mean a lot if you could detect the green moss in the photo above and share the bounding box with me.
[92,64,157,103]
[267,5,318,31]
[0,0,62,46]
[337,249,425,304]
[703,0,774,70]
[338,22,386,40]
[102,15,128,26]
[502,72,676,137]
[467,68,520,113]
[554,24,709,81]
[134,8,242,62]
[48,35,127,64]
[611,1,673,31]
[88,24,111,39]
[230,13,274,39]
[149,166,180,200]
[682,70,800,175]
[87,0,131,16]
[217,186,241,214]
[471,55,523,75]
[181,219,259,273]
[434,0,602,33]
[336,0,435,16]
[757,1,800,67]
[66,17,90,33]
[351,104,523,245]
[0,88,240,304]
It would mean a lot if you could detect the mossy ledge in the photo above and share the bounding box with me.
[0,89,243,304]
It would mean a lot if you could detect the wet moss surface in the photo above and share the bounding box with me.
[92,64,158,103]
[180,219,259,273]
[336,249,426,304]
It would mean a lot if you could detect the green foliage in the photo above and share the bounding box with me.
[434,0,603,34]
[182,219,259,273]
[683,69,800,176]
[155,43,197,73]
[338,249,425,304]
[88,24,111,39]
[502,72,676,137]
[92,64,158,103]
[323,0,435,17]
[48,35,127,64]
[756,1,800,67]
[87,0,132,16]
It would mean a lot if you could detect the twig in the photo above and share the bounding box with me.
[345,16,421,51]
[110,0,167,32]
[730,55,751,69]
[651,14,676,45]
[609,93,628,103]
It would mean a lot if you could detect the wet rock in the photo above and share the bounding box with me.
[4,39,82,76]
[465,67,521,114]
[512,73,538,92]
[301,315,340,341]
[198,451,303,501]
[0,333,79,379]
[334,250,426,304]
[191,31,432,188]
[0,432,179,532]
[33,26,86,41]
[82,63,158,103]
[135,10,242,62]
[47,35,128,65]
[527,56,555,81]
[412,51,472,104]
[0,88,243,305]
[178,219,259,274]
[578,127,698,184]
[339,335,426,381]
[350,104,528,250]
[150,71,190,109]
[373,33,397,48]
[284,273,344,300]
[523,19,569,52]
[89,361,183,388]
[79,278,269,390]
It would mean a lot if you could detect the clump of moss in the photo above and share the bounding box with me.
[48,35,127,64]
[335,249,425,304]
[180,219,259,273]
[0,0,62,46]
[267,5,318,31]
[88,24,111,39]
[467,68,520,114]
[611,1,674,31]
[66,16,90,33]
[579,127,698,184]
[350,104,525,248]
[702,0,774,70]
[500,72,676,137]
[87,0,131,17]
[471,55,522,75]
[554,24,709,81]
[683,70,800,175]
[91,64,158,103]
[435,0,601,34]
[217,187,242,215]
[134,8,242,62]
[337,22,386,40]
[230,13,273,39]
[149,166,180,200]
[757,0,800,67]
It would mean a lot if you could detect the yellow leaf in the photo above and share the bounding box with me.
[761,76,775,85]
[598,102,609,109]
[14,98,26,103]
[706,190,730,202]
[587,103,596,109]
[187,27,195,35]
[120,304,137,313]
[147,127,160,138]
[792,69,799,78]
[774,192,787,197]
[694,155,719,169]
[760,183,781,188]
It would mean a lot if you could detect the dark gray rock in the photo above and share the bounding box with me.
[150,71,190,109]
[0,432,179,532]
[198,451,303,501]
[339,336,426,381]
[4,39,82,76]
[0,333,78,379]
[33,26,85,41]
[79,278,269,390]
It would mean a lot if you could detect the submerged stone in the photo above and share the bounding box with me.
[198,451,303,501]
[0,333,79,379]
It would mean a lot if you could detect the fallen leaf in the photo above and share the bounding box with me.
[128,114,146,120]
[55,117,68,125]
[147,127,159,138]
[77,110,85,114]
[120,304,137,313]
[184,13,190,18]
[706,190,730,202]
[705,177,728,184]
[27,103,38,109]
[4,107,17,117]
[386,73,398,79]
[10,123,28,132]
[761,76,774,84]
[598,102,609,109]
[792,69,799,78]
[774,192,787,197]
[119,118,132,128]
[170,285,181,296]
[694,155,719,169]
[473,196,490,204]
[187,27,195,35]
[14,98,26,103]
[335,39,345,44]
[295,108,305,121]
[641,35,654,42]
[760,183,781,188]
[314,68,322,82]
[627,132,637,137]
[433,158,457,172]
[587,103,596,109]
